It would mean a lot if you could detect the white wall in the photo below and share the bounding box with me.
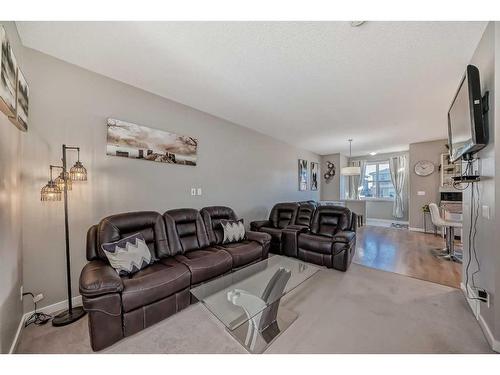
[0,21,24,353]
[20,47,320,310]
[461,22,498,344]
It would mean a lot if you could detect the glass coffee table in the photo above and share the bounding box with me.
[190,255,320,353]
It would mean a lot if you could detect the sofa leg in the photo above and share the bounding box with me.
[83,293,123,351]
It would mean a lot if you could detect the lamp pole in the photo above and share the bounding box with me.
[51,144,86,326]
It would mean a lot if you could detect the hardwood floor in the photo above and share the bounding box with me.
[354,225,462,288]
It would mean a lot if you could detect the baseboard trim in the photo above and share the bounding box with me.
[8,295,82,354]
[409,227,444,236]
[408,227,425,232]
[8,314,25,354]
[460,282,500,353]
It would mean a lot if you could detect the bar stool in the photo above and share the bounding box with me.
[428,203,463,263]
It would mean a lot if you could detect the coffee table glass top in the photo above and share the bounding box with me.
[190,255,320,331]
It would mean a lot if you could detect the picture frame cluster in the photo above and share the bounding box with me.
[0,25,29,132]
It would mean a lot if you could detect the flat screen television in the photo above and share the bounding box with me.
[447,64,488,162]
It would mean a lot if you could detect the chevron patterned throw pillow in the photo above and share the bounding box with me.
[220,219,245,244]
[101,233,153,276]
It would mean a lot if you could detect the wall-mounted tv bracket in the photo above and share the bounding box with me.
[482,91,489,115]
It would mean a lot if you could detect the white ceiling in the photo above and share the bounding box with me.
[16,21,487,156]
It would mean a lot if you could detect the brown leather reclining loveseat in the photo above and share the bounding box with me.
[250,202,357,272]
[79,206,270,351]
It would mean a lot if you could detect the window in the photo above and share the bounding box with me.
[359,161,396,199]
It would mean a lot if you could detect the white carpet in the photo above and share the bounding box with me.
[16,264,493,354]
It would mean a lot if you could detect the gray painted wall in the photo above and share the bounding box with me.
[320,153,346,200]
[408,139,448,229]
[0,22,24,353]
[462,23,498,341]
[20,47,320,311]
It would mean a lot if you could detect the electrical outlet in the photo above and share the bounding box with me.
[197,188,202,196]
[20,286,23,301]
[190,188,196,196]
[417,191,426,196]
[478,289,490,307]
[33,293,44,303]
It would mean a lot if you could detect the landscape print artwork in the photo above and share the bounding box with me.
[15,69,28,131]
[106,118,198,166]
[0,26,18,116]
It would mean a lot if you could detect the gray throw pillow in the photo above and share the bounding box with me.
[101,232,153,276]
[220,219,245,244]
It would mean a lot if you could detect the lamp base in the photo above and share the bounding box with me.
[52,306,86,327]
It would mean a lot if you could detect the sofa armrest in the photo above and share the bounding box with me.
[250,220,271,231]
[246,231,271,260]
[332,231,356,244]
[246,230,271,245]
[284,224,309,233]
[350,212,358,232]
[79,260,123,298]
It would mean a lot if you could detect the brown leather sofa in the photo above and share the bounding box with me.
[249,202,300,253]
[250,201,318,253]
[79,206,271,351]
[251,202,357,271]
[296,205,356,271]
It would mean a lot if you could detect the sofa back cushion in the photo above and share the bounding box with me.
[97,211,168,260]
[270,203,299,229]
[200,206,238,245]
[310,206,351,237]
[164,208,210,254]
[295,202,317,227]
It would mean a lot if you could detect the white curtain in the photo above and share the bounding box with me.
[348,160,366,199]
[389,155,407,218]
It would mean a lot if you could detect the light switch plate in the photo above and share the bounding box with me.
[417,191,426,196]
[482,205,490,219]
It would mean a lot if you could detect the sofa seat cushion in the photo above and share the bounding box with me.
[217,240,263,268]
[175,248,232,285]
[121,259,190,312]
[298,233,333,255]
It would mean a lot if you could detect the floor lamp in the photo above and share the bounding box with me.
[40,144,88,326]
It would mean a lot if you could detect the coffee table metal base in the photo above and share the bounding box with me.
[227,304,297,354]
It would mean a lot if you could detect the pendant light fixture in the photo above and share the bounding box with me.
[341,139,361,176]
[69,148,88,181]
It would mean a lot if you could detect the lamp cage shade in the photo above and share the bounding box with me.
[70,161,88,181]
[55,171,72,191]
[341,166,361,176]
[41,180,62,201]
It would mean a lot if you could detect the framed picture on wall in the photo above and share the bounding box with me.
[10,67,28,131]
[0,25,18,118]
[310,161,319,190]
[106,118,198,166]
[298,159,308,191]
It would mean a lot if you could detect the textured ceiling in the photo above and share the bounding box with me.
[17,21,487,156]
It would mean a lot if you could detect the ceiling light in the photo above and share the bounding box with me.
[341,139,361,176]
[350,21,366,27]
[370,152,377,156]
